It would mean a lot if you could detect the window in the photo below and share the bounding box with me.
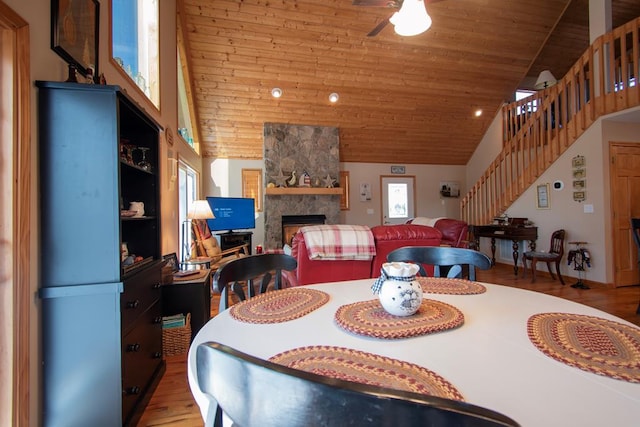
[177,54,195,149]
[178,161,198,262]
[381,176,415,225]
[516,90,537,115]
[111,0,160,108]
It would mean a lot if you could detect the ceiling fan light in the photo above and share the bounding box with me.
[390,0,432,37]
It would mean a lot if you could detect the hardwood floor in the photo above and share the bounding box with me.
[137,263,640,426]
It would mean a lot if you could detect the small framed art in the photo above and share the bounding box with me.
[536,183,550,209]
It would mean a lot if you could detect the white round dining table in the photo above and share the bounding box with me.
[187,278,640,427]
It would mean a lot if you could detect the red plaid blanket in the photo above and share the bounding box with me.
[300,225,376,260]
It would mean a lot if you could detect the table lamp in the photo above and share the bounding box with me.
[182,200,215,263]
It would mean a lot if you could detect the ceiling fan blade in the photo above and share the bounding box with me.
[353,0,400,7]
[367,17,391,37]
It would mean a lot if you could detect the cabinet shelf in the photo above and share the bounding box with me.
[266,187,343,195]
[121,160,156,175]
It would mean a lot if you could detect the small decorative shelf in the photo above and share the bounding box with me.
[266,187,343,196]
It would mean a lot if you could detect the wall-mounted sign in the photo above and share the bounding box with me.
[391,165,405,174]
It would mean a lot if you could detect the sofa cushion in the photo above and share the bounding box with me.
[408,217,469,248]
[370,224,442,277]
[434,218,469,248]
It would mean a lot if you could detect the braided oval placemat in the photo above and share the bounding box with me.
[528,312,640,383]
[417,277,486,295]
[335,299,464,339]
[269,345,464,400]
[230,288,330,324]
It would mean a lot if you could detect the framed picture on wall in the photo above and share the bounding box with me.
[51,0,100,78]
[339,171,350,210]
[536,183,550,209]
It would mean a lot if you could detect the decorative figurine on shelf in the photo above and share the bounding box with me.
[287,170,297,187]
[270,169,288,187]
[323,174,335,188]
[85,65,95,84]
[372,262,423,316]
[299,171,311,187]
[65,63,78,83]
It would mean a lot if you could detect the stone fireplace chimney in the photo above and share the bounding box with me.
[263,123,340,249]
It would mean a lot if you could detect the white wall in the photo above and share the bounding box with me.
[466,109,504,189]
[340,163,467,227]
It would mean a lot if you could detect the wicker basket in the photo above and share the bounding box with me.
[162,313,192,357]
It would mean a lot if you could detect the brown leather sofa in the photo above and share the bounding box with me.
[290,224,442,285]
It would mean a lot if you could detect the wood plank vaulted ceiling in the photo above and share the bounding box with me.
[179,0,640,165]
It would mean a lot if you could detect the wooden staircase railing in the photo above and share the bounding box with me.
[462,16,640,225]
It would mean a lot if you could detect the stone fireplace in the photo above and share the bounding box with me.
[263,123,340,249]
[281,214,326,246]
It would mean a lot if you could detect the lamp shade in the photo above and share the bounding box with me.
[390,0,432,37]
[534,70,557,90]
[188,200,215,220]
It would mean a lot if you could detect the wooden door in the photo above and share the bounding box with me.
[610,142,640,287]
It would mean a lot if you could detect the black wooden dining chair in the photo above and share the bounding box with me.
[522,229,566,285]
[196,341,520,427]
[631,218,640,313]
[386,246,492,281]
[212,253,297,311]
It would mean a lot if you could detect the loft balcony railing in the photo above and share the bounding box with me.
[462,16,640,226]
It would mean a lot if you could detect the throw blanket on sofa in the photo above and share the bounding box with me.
[301,225,376,260]
[410,217,445,227]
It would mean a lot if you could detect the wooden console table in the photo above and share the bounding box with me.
[470,225,538,275]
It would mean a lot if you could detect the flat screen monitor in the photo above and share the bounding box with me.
[206,196,256,233]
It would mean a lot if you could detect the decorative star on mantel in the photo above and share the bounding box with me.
[323,174,335,188]
[270,169,288,187]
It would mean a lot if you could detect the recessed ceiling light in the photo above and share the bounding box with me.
[329,92,339,103]
[271,87,283,98]
[474,109,483,117]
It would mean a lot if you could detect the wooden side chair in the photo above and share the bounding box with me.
[212,253,297,311]
[386,246,492,281]
[522,229,566,285]
[196,341,520,427]
[631,218,640,313]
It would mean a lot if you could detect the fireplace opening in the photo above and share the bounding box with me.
[282,214,326,246]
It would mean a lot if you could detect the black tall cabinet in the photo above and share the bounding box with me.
[37,81,165,426]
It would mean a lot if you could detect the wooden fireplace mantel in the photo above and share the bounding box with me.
[265,187,342,196]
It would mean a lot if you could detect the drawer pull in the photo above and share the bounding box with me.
[153,316,162,324]
[153,282,161,289]
[153,351,162,358]
[126,300,140,309]
[126,343,141,352]
[124,386,141,396]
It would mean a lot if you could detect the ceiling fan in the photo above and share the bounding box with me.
[353,0,445,37]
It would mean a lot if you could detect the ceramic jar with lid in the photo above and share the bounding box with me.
[371,262,423,316]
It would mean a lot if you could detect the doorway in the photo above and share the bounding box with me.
[610,142,640,287]
[0,2,31,424]
[380,175,416,225]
